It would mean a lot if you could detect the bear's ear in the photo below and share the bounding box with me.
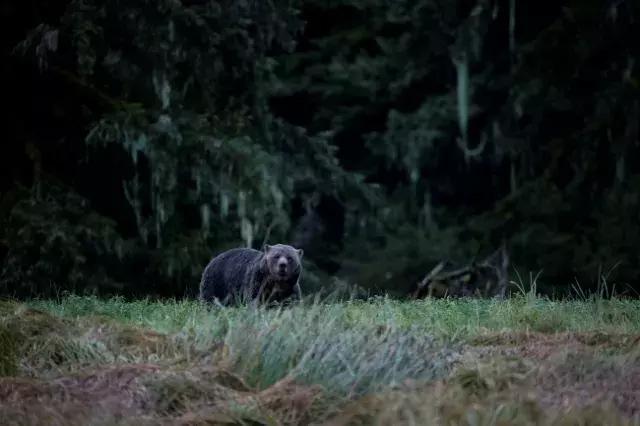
[263,244,272,253]
[297,248,304,259]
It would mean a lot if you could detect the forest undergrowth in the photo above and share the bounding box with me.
[1,287,640,425]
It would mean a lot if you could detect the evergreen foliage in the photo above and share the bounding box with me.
[2,0,640,297]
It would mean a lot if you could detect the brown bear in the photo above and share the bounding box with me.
[199,244,303,306]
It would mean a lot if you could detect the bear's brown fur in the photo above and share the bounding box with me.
[199,244,303,306]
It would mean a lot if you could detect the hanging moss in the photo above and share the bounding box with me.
[7,0,640,297]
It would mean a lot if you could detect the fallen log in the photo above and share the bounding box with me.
[411,245,509,299]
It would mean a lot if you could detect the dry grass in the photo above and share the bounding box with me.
[0,295,639,425]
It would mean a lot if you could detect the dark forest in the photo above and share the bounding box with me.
[2,0,640,299]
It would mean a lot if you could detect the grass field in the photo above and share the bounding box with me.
[1,291,640,425]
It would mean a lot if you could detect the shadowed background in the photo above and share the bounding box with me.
[1,0,639,299]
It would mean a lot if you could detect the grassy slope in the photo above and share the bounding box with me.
[0,294,639,425]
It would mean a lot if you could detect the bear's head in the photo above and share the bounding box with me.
[262,243,303,282]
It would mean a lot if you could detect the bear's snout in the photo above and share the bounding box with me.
[277,256,289,274]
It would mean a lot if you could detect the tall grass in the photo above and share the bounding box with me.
[1,293,638,424]
[21,293,640,393]
[30,293,640,338]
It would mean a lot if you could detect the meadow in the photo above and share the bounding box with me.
[1,289,640,425]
